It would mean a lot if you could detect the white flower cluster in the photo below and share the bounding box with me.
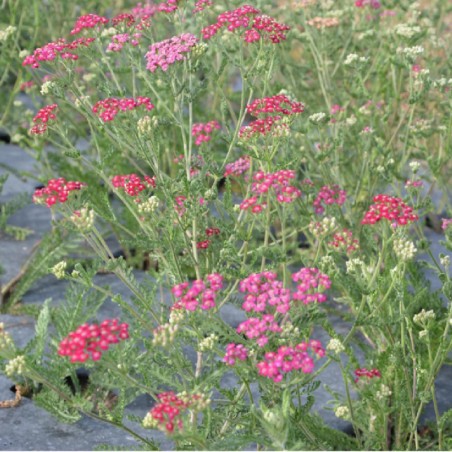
[409,161,421,173]
[344,53,369,65]
[152,323,179,347]
[308,112,327,124]
[198,334,218,352]
[5,356,26,378]
[0,323,13,351]
[376,384,392,400]
[326,338,345,355]
[413,309,435,326]
[51,261,67,279]
[394,23,421,39]
[137,115,158,135]
[138,196,159,214]
[40,81,56,96]
[309,216,337,238]
[280,322,300,340]
[335,405,350,419]
[396,46,424,60]
[393,237,417,261]
[0,26,17,42]
[71,207,95,232]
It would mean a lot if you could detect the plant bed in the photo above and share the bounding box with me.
[1,0,451,450]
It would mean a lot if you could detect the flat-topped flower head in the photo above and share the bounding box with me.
[171,273,223,312]
[30,104,58,135]
[202,6,290,44]
[145,33,198,73]
[58,319,129,363]
[192,120,221,145]
[23,37,95,69]
[92,97,154,122]
[292,267,331,304]
[224,156,251,177]
[70,14,109,35]
[111,173,156,198]
[362,194,419,227]
[33,177,85,207]
[257,340,324,383]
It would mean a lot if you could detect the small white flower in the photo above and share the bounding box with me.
[335,405,350,419]
[327,338,345,354]
[40,80,55,95]
[344,53,359,65]
[413,309,435,325]
[5,356,26,377]
[394,24,421,39]
[393,237,417,261]
[198,334,218,352]
[376,384,392,400]
[440,255,450,269]
[138,196,159,214]
[19,49,30,58]
[308,112,327,124]
[0,26,17,42]
[345,115,357,126]
[409,161,421,173]
[51,261,67,279]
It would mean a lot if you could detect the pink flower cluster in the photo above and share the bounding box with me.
[240,169,301,214]
[240,271,291,314]
[111,173,156,197]
[192,121,221,146]
[107,33,142,52]
[257,341,325,383]
[70,14,109,35]
[58,319,129,363]
[33,177,84,207]
[145,33,198,72]
[193,0,213,14]
[361,194,419,227]
[237,314,282,347]
[171,273,223,311]
[329,229,359,254]
[313,185,347,214]
[292,268,331,304]
[354,367,381,382]
[240,95,304,139]
[355,0,381,9]
[442,219,452,230]
[22,37,95,69]
[30,104,58,135]
[224,156,251,178]
[202,5,290,44]
[92,97,154,122]
[223,343,248,365]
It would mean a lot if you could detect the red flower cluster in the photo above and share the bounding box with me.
[58,319,129,363]
[354,367,381,382]
[146,391,204,434]
[111,173,156,197]
[196,240,210,249]
[292,267,331,304]
[240,169,301,214]
[23,37,96,69]
[112,13,136,27]
[191,121,221,146]
[313,185,347,214]
[361,194,419,226]
[202,5,290,44]
[240,95,304,139]
[224,156,251,177]
[329,229,359,254]
[30,104,58,135]
[92,97,154,122]
[33,177,84,207]
[223,343,248,365]
[70,14,109,35]
[257,341,325,383]
[171,273,223,311]
[205,227,220,237]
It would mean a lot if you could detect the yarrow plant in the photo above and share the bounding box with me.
[1,0,451,450]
